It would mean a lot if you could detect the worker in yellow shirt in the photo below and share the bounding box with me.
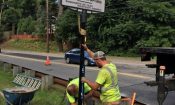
[82,44,121,105]
[66,78,93,105]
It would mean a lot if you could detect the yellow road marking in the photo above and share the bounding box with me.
[118,72,153,79]
[0,54,75,67]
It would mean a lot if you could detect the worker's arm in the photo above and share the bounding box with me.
[84,90,94,100]
[66,91,77,105]
[82,44,94,58]
[82,77,100,90]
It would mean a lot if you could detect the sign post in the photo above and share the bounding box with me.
[61,0,105,104]
[78,10,87,105]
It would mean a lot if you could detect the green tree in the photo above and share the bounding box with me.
[1,0,175,55]
[86,0,175,55]
[2,7,21,34]
[128,0,175,48]
[17,16,36,34]
[55,9,79,51]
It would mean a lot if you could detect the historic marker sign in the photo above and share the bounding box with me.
[62,0,105,12]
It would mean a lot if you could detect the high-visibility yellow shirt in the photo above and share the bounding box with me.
[96,63,121,102]
[66,78,91,103]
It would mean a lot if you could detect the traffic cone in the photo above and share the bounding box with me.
[45,56,51,65]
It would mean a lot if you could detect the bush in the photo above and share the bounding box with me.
[17,16,36,35]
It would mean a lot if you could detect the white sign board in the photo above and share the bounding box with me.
[61,0,105,12]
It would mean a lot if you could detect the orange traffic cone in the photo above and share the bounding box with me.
[45,56,51,65]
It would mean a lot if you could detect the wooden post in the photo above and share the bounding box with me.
[0,61,3,67]
[24,69,35,77]
[3,63,12,72]
[41,75,53,90]
[12,66,22,77]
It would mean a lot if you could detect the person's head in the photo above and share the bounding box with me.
[93,51,107,68]
[67,84,78,96]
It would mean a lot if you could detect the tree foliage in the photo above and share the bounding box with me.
[1,0,175,55]
[86,0,175,55]
[17,16,36,34]
[55,9,79,49]
[1,0,58,36]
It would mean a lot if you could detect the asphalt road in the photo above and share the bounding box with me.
[0,50,175,105]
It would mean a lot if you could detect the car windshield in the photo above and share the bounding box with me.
[69,49,80,54]
[69,49,91,58]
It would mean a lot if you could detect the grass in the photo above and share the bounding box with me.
[31,85,66,105]
[0,66,102,105]
[0,66,67,105]
[0,66,14,104]
[0,69,14,89]
[0,39,59,53]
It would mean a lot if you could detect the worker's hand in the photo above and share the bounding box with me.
[84,90,93,100]
[81,77,87,83]
[82,44,88,51]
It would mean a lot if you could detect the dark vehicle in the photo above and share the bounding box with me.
[140,47,175,105]
[64,48,96,66]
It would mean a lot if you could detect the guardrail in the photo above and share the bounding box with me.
[0,61,146,105]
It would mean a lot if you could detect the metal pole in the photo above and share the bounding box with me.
[78,10,87,105]
[157,65,166,105]
[46,0,49,53]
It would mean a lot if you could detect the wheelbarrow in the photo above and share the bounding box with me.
[2,87,37,105]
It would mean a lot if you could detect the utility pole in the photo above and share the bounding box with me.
[0,0,5,27]
[46,0,49,53]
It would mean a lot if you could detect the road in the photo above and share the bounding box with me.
[0,50,175,105]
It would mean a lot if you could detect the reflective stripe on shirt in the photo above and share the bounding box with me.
[101,66,118,92]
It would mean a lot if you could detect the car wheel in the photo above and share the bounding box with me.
[84,59,89,66]
[66,57,70,64]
